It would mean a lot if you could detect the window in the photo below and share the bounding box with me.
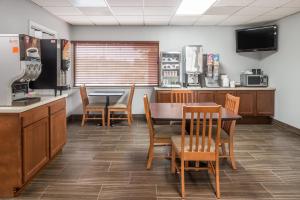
[73,41,159,86]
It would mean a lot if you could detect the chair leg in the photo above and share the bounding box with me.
[146,143,154,170]
[229,135,237,170]
[81,114,86,127]
[180,159,185,198]
[127,111,132,126]
[102,110,105,127]
[130,112,133,123]
[171,144,176,174]
[215,158,220,199]
[107,110,111,127]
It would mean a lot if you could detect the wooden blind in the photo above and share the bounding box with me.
[74,41,159,86]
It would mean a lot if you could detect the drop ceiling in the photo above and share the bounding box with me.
[31,0,300,25]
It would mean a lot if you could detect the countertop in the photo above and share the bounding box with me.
[154,87,276,91]
[0,94,68,113]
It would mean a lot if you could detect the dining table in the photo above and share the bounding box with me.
[88,91,125,125]
[150,102,242,121]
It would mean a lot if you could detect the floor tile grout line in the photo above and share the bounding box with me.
[96,184,103,200]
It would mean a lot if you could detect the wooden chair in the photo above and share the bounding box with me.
[143,94,182,169]
[107,84,135,127]
[80,85,105,127]
[219,93,240,169]
[170,90,194,103]
[171,105,222,199]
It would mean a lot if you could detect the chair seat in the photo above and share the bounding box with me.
[171,135,216,153]
[108,103,127,109]
[86,103,105,110]
[154,125,182,139]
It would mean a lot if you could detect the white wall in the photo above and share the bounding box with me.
[0,0,70,38]
[260,13,300,129]
[70,25,260,114]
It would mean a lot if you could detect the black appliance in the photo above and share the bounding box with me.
[236,25,278,52]
[30,39,71,95]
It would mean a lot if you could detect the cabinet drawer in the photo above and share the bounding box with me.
[50,98,66,114]
[21,106,48,127]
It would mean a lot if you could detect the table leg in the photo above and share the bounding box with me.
[106,96,110,126]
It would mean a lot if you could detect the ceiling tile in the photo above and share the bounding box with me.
[213,0,255,6]
[44,6,83,15]
[205,6,242,15]
[283,0,300,7]
[170,16,199,25]
[31,0,72,7]
[195,15,229,25]
[106,0,143,7]
[265,7,300,16]
[144,7,177,16]
[88,16,119,25]
[116,16,144,25]
[69,0,107,7]
[250,0,291,7]
[234,6,273,15]
[78,7,112,16]
[144,0,182,6]
[144,16,171,25]
[110,7,143,15]
[58,15,93,25]
[220,15,255,25]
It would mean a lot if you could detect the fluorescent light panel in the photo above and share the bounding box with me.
[176,0,216,15]
[71,0,107,7]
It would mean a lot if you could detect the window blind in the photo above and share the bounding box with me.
[74,41,159,86]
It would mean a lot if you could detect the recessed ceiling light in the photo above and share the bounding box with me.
[176,0,216,15]
[71,0,107,7]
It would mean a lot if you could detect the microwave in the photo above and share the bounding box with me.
[240,74,268,87]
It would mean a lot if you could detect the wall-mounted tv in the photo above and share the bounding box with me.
[236,25,278,52]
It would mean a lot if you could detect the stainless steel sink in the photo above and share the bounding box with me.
[12,97,41,106]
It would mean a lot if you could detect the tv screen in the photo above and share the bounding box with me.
[236,25,278,52]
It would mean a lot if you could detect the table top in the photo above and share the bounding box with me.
[88,91,125,96]
[150,102,241,121]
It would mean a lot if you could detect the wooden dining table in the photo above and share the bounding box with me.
[150,102,242,121]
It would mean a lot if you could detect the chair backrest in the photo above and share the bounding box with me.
[222,94,240,134]
[180,105,222,154]
[127,84,135,109]
[171,90,193,103]
[80,85,89,110]
[143,94,155,141]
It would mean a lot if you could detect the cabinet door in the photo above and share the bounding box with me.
[156,91,171,103]
[50,109,67,158]
[214,91,237,106]
[236,91,256,116]
[23,118,49,182]
[193,91,214,103]
[257,91,275,116]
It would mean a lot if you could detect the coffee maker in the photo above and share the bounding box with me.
[0,34,42,106]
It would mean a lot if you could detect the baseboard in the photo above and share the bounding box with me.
[272,119,300,136]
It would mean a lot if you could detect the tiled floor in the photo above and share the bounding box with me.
[10,120,300,200]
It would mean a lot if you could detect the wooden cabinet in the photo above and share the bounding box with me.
[193,91,214,102]
[257,90,275,116]
[155,89,275,118]
[156,91,171,103]
[23,118,49,182]
[214,91,236,107]
[236,91,257,116]
[50,100,67,158]
[0,97,66,198]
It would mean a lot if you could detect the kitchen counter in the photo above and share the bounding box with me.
[154,87,276,91]
[0,94,68,113]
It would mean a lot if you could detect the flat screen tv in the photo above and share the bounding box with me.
[236,25,278,52]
